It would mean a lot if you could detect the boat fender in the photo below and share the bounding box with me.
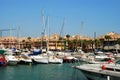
[101,65,106,70]
[108,59,113,64]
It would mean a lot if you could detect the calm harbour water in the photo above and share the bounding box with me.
[0,63,88,80]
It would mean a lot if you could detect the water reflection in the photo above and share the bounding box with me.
[0,63,88,80]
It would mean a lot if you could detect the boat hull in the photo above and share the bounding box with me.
[80,69,107,80]
[0,55,7,66]
[5,55,19,65]
[7,61,18,65]
[80,69,120,80]
[74,65,120,80]
[33,59,48,64]
[49,58,63,64]
[31,56,49,64]
[18,60,32,65]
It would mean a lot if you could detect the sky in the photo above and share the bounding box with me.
[0,0,120,38]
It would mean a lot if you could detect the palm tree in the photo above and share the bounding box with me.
[66,34,70,50]
[95,39,101,49]
[22,39,26,49]
[27,36,31,41]
[72,39,77,50]
[59,36,63,40]
[104,35,111,50]
[82,40,88,51]
[68,40,74,50]
[99,38,104,49]
[66,34,70,40]
[88,40,94,52]
[27,36,32,49]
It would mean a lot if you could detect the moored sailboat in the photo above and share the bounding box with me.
[29,49,49,64]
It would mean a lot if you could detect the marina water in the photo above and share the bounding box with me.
[0,63,88,80]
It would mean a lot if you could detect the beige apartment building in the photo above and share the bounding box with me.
[1,32,120,51]
[0,33,91,50]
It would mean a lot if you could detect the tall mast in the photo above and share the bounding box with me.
[0,30,2,37]
[41,9,45,49]
[9,28,12,48]
[80,21,84,50]
[18,26,20,49]
[94,32,96,52]
[60,18,65,50]
[47,16,50,51]
[60,18,65,38]
[44,16,49,52]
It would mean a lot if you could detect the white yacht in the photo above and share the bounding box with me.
[48,56,63,64]
[5,49,20,65]
[79,52,113,64]
[74,60,120,80]
[5,55,20,65]
[18,53,32,65]
[63,56,79,63]
[30,54,49,64]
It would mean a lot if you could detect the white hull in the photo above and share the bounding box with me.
[5,55,19,65]
[18,53,33,65]
[7,61,18,65]
[63,56,79,63]
[49,56,63,64]
[78,68,120,80]
[79,58,109,64]
[74,64,120,80]
[18,58,32,65]
[30,55,49,64]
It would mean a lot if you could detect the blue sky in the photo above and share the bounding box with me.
[0,0,120,38]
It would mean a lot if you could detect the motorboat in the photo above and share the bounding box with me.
[4,49,20,65]
[17,53,32,65]
[30,54,49,64]
[79,52,113,64]
[48,56,63,64]
[63,56,79,63]
[5,55,20,65]
[73,59,120,80]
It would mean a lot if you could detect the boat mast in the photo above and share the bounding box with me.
[41,9,45,50]
[44,16,49,52]
[60,18,65,50]
[60,18,65,39]
[9,28,16,48]
[94,32,96,53]
[17,26,20,49]
[80,21,84,51]
[9,28,12,48]
[47,16,50,52]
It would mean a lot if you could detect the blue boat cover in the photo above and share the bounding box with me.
[28,49,42,56]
